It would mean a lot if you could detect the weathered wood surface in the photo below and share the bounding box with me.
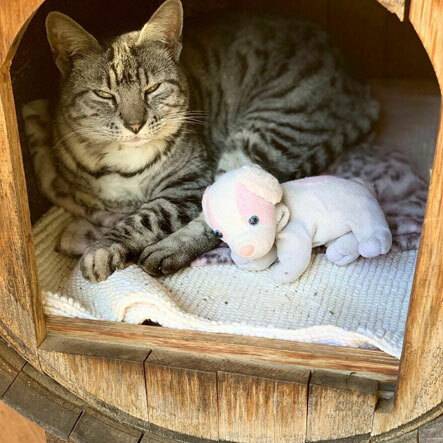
[38,350,149,422]
[0,67,45,367]
[218,372,307,443]
[69,411,142,443]
[376,0,407,20]
[307,373,378,441]
[3,364,83,440]
[0,0,44,67]
[0,401,46,443]
[419,415,443,442]
[42,316,399,382]
[145,353,219,441]
[0,330,442,442]
[372,0,443,437]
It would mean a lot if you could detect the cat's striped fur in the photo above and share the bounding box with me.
[23,0,379,281]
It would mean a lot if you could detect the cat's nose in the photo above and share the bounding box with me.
[126,121,143,134]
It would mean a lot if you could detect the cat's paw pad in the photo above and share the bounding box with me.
[139,240,193,277]
[80,241,128,283]
[358,229,392,258]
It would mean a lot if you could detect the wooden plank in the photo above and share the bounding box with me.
[42,316,400,383]
[307,374,378,441]
[0,337,26,397]
[145,352,219,441]
[373,0,443,436]
[69,411,142,443]
[388,430,418,443]
[419,415,443,442]
[144,348,309,383]
[38,350,149,422]
[217,371,307,443]
[46,434,67,443]
[376,0,407,20]
[0,66,45,367]
[2,364,83,440]
[0,400,46,443]
[0,0,44,67]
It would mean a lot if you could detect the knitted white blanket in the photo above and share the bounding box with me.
[34,207,415,358]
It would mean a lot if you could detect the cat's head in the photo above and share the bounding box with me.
[46,0,188,146]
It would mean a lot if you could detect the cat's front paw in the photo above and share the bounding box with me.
[80,241,129,282]
[139,238,195,277]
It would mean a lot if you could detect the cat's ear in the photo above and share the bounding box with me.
[137,0,183,61]
[46,12,101,76]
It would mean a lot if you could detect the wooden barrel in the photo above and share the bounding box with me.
[0,0,442,441]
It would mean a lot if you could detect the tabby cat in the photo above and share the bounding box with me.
[23,0,379,282]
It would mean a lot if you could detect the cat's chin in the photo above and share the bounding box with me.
[120,137,147,146]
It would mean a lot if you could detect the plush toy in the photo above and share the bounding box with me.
[202,165,392,283]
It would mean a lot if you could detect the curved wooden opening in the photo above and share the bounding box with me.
[0,0,442,441]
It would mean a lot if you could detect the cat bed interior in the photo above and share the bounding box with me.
[31,80,440,359]
[36,207,415,358]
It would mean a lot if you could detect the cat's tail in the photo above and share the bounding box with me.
[342,78,380,150]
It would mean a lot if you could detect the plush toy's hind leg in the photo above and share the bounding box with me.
[57,218,104,257]
[326,232,360,266]
[357,228,392,258]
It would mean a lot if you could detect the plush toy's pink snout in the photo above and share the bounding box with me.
[239,244,255,257]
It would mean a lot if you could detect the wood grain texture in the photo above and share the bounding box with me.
[373,0,443,436]
[0,0,44,67]
[0,66,45,367]
[0,337,26,397]
[386,430,418,443]
[419,415,443,442]
[38,350,149,422]
[376,0,407,20]
[69,411,142,443]
[145,353,219,441]
[218,371,307,443]
[43,317,399,383]
[0,401,46,443]
[2,364,83,440]
[307,381,377,441]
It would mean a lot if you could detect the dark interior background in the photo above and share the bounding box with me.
[11,0,437,222]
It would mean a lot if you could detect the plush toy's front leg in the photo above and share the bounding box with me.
[231,247,277,271]
[271,221,313,283]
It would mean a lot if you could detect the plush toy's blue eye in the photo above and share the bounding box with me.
[213,230,223,239]
[249,215,259,225]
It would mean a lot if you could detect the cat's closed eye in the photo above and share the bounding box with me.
[93,89,115,100]
[144,83,161,98]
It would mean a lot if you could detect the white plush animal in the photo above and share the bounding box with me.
[202,165,392,283]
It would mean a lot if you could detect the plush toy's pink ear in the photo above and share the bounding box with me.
[236,183,275,224]
[236,164,282,204]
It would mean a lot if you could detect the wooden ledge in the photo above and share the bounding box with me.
[42,316,399,384]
